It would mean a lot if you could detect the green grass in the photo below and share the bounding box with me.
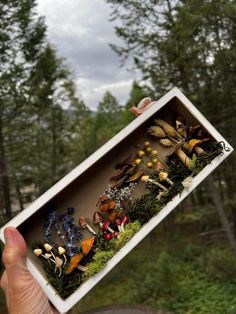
[74,233,236,314]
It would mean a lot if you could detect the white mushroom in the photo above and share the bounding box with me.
[58,246,67,265]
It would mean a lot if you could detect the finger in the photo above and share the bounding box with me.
[2,227,29,287]
[0,270,8,293]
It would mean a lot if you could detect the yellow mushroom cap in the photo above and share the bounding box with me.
[188,139,202,152]
[137,150,145,157]
[152,150,158,156]
[152,158,158,163]
[58,246,66,255]
[144,141,150,147]
[147,162,153,168]
[44,243,53,252]
[159,172,168,181]
[34,249,42,256]
[44,253,52,259]
[141,175,150,182]
[135,158,142,165]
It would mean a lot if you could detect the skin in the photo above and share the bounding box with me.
[0,227,58,314]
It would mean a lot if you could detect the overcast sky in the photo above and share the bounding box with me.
[37,0,139,110]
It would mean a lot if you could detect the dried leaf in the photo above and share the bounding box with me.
[99,200,116,212]
[116,154,134,168]
[110,168,125,180]
[111,175,128,188]
[127,168,144,182]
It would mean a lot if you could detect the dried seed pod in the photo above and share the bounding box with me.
[148,126,166,138]
[159,139,173,147]
[154,119,177,137]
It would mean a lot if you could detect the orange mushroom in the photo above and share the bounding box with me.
[65,237,95,275]
[184,139,205,156]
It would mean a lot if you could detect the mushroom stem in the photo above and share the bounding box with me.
[41,255,56,264]
[149,179,168,191]
[141,175,168,191]
[176,148,190,168]
[86,224,97,235]
[79,217,97,235]
[159,172,174,186]
[194,146,205,156]
[77,264,88,272]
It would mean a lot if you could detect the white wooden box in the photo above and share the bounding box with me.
[0,87,233,313]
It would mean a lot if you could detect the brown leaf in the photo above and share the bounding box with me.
[127,168,144,182]
[111,175,128,188]
[110,168,125,180]
[99,200,116,212]
[116,154,134,168]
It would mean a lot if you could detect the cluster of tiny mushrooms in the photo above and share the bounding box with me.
[33,96,208,278]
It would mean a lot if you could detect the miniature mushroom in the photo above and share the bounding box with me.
[102,220,115,234]
[77,264,88,272]
[115,218,122,232]
[58,246,67,265]
[160,139,191,169]
[55,256,64,277]
[44,243,56,260]
[121,216,129,232]
[184,139,205,156]
[103,232,113,241]
[65,253,83,275]
[159,172,174,186]
[113,231,120,238]
[79,216,97,235]
[93,211,104,230]
[141,175,168,191]
[33,249,55,263]
[81,237,95,255]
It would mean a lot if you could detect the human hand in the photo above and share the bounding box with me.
[0,227,58,314]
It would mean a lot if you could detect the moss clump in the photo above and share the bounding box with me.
[128,193,162,225]
[109,220,141,251]
[83,221,141,280]
[83,250,115,279]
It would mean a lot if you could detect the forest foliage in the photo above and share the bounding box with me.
[0,0,236,313]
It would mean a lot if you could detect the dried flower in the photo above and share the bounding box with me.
[182,176,193,189]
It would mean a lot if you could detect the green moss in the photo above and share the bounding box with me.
[83,221,141,280]
[83,250,115,279]
[109,220,141,251]
[128,193,161,225]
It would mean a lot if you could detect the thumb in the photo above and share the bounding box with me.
[2,227,29,286]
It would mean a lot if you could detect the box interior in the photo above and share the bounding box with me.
[18,96,215,291]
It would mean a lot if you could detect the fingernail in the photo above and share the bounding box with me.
[4,227,17,244]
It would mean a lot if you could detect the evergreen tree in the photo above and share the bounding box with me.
[0,0,87,215]
[93,91,122,148]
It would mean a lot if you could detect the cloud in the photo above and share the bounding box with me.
[37,0,139,108]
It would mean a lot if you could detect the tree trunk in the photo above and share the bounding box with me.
[15,180,24,211]
[0,115,12,219]
[208,176,236,257]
